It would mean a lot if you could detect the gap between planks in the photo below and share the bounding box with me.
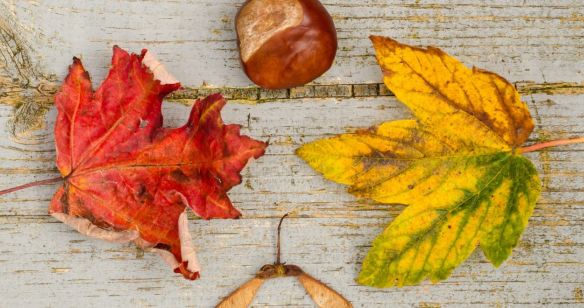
[2,81,584,108]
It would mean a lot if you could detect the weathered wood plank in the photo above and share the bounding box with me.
[0,215,582,307]
[2,0,584,87]
[0,93,582,306]
[1,94,583,216]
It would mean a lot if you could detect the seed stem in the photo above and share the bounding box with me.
[275,213,289,265]
[520,137,584,153]
[0,176,63,196]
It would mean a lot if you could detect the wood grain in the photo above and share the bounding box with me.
[0,0,583,307]
[2,0,584,87]
[0,94,583,307]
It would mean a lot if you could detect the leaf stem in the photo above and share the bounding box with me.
[0,176,63,196]
[275,213,289,265]
[520,137,584,153]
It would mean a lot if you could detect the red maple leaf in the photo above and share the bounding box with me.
[47,47,267,279]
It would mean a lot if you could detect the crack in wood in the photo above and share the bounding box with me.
[2,79,578,107]
[165,81,584,103]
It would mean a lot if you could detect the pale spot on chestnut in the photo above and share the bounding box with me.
[236,0,338,89]
[236,0,303,63]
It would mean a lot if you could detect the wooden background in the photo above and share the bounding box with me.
[1,0,583,307]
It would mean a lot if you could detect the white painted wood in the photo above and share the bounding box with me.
[2,0,584,87]
[0,94,583,307]
[1,0,583,307]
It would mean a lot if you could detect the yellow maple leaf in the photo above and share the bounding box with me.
[297,36,543,287]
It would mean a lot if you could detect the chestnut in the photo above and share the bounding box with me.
[235,0,337,89]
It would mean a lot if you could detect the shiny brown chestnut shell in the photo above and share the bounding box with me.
[235,0,337,89]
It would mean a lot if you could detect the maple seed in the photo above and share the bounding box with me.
[0,46,267,280]
[296,36,584,288]
[216,214,352,308]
